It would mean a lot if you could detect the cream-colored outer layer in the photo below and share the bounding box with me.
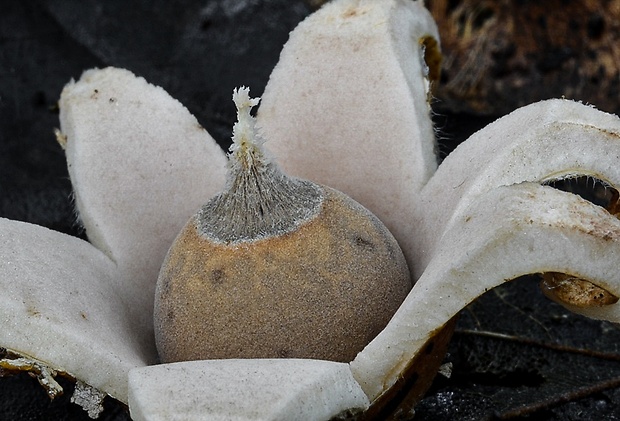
[128,359,369,421]
[258,0,440,275]
[59,67,227,345]
[0,218,150,402]
[154,187,411,363]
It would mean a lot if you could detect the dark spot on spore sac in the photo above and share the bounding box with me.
[425,341,435,355]
[353,235,375,251]
[278,349,292,358]
[211,269,225,286]
[159,275,172,297]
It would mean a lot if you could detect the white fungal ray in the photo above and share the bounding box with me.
[59,67,227,339]
[0,218,151,403]
[257,0,440,274]
[352,182,620,402]
[128,359,369,421]
[411,99,620,278]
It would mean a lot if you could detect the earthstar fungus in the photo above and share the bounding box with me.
[1,0,620,420]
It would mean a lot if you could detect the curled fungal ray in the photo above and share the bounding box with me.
[352,183,620,407]
[413,99,620,278]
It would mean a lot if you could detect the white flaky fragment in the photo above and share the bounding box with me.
[59,67,227,338]
[258,0,440,273]
[0,218,152,403]
[128,359,369,421]
[71,380,107,419]
[413,99,620,277]
[352,183,620,400]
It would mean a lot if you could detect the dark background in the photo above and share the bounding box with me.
[1,1,620,420]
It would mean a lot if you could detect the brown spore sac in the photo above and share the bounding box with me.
[154,187,411,363]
